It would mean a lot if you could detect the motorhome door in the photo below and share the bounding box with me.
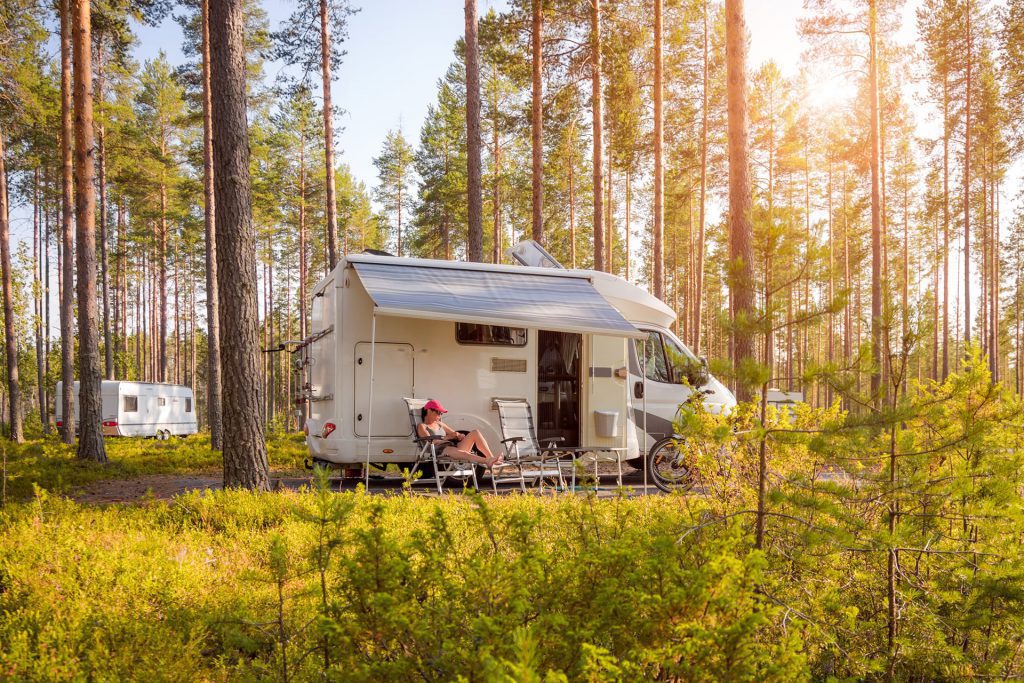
[632,330,695,449]
[537,331,581,446]
[353,342,414,437]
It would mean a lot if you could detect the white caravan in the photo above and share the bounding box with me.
[298,247,735,473]
[55,381,199,438]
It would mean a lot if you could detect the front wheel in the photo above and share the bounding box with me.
[646,437,697,493]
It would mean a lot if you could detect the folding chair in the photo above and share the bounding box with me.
[495,399,579,492]
[403,397,479,494]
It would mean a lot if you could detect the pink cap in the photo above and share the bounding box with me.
[424,399,447,414]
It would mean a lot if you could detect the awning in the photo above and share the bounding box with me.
[351,260,645,339]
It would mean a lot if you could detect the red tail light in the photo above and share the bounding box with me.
[56,420,63,427]
[102,420,118,427]
[321,422,336,438]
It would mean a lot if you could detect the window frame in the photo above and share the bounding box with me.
[123,395,138,413]
[455,323,528,347]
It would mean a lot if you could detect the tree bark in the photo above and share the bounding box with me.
[321,0,339,267]
[725,0,755,403]
[203,0,223,450]
[868,0,883,405]
[465,0,483,262]
[209,0,270,490]
[59,0,76,444]
[72,0,108,463]
[590,0,604,271]
[963,1,972,351]
[652,0,664,300]
[97,37,113,380]
[694,0,709,355]
[531,0,543,245]
[0,128,22,443]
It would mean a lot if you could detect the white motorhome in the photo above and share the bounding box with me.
[299,246,734,474]
[55,381,199,439]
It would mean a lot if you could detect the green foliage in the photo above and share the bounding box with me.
[0,488,806,681]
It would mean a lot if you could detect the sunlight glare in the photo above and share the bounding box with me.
[806,74,858,112]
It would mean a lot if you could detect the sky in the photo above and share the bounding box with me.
[126,0,807,194]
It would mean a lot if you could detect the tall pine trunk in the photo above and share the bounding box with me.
[0,128,22,442]
[320,0,339,266]
[652,0,664,300]
[530,0,543,244]
[868,0,883,405]
[203,0,223,450]
[590,0,604,271]
[209,0,270,490]
[97,37,113,380]
[725,0,754,402]
[465,0,483,262]
[72,0,107,463]
[59,0,75,444]
[963,2,972,350]
[694,0,709,355]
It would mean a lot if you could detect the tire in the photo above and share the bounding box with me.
[646,437,696,493]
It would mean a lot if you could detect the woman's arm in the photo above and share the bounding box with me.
[416,423,430,439]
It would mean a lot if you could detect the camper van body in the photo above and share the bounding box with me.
[301,253,735,467]
[55,381,198,438]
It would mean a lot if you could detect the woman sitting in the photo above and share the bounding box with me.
[418,399,502,468]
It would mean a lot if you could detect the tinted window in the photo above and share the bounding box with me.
[123,396,138,412]
[456,323,527,346]
[185,398,192,413]
[158,397,166,407]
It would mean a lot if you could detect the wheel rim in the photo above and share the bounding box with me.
[650,441,693,490]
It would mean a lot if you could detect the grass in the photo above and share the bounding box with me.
[0,431,310,503]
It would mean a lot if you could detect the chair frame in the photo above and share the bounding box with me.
[495,399,581,493]
[403,397,479,494]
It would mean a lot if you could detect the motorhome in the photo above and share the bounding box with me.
[55,381,199,439]
[299,244,735,475]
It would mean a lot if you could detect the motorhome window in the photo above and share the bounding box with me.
[635,332,671,383]
[663,335,699,382]
[456,323,527,346]
[185,398,192,412]
[123,396,138,412]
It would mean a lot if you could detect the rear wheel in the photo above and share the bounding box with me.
[647,437,697,493]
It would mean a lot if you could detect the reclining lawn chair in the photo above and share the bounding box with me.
[495,399,581,493]
[403,397,479,494]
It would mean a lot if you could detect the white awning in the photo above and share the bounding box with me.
[351,259,645,339]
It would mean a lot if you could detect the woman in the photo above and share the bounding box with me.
[417,399,502,468]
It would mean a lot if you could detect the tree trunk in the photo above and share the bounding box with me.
[97,37,114,380]
[530,0,543,244]
[652,0,664,300]
[209,0,270,490]
[694,0,709,355]
[942,74,950,379]
[35,170,45,434]
[465,0,483,262]
[59,0,76,444]
[868,0,883,405]
[591,0,604,271]
[72,0,108,463]
[963,2,972,350]
[725,0,755,404]
[320,0,339,266]
[203,0,223,450]
[0,129,22,443]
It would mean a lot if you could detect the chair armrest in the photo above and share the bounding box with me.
[542,436,566,446]
[501,436,526,444]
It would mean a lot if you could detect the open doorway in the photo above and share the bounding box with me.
[537,331,581,446]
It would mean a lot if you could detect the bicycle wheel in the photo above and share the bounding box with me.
[646,437,696,493]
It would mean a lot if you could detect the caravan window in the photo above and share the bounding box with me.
[456,323,527,346]
[185,398,192,412]
[158,397,166,407]
[123,395,138,412]
[635,332,671,384]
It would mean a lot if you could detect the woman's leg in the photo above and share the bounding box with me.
[459,430,495,459]
[442,445,490,466]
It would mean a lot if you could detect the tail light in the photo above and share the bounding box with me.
[102,420,118,427]
[320,422,336,438]
[56,420,63,427]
